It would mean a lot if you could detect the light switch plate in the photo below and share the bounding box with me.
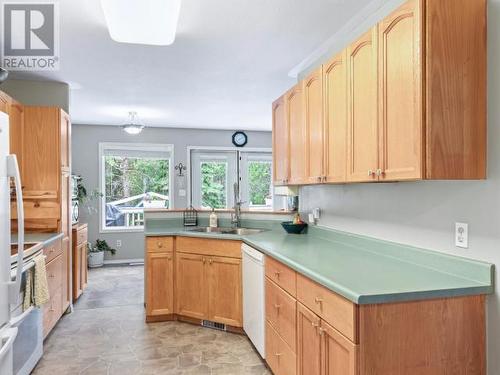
[455,222,468,248]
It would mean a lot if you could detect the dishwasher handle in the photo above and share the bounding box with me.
[242,244,264,263]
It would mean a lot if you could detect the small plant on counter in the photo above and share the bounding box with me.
[87,239,117,268]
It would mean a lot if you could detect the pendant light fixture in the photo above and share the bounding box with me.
[122,111,145,135]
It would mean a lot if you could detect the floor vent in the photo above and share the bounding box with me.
[202,320,226,331]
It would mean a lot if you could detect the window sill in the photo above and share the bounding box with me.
[99,227,145,234]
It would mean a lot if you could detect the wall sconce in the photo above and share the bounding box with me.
[175,162,187,177]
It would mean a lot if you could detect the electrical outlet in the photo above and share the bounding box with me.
[116,240,122,248]
[455,223,468,248]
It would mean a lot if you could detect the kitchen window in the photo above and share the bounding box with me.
[190,148,273,210]
[99,143,173,232]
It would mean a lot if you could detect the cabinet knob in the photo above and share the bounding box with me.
[318,327,325,336]
[202,258,206,264]
[157,242,163,248]
[209,259,213,265]
[274,353,282,357]
[317,176,322,182]
[376,169,385,177]
[311,321,319,328]
[34,202,40,208]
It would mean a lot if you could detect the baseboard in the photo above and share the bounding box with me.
[103,258,144,265]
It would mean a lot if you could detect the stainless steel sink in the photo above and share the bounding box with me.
[186,227,267,235]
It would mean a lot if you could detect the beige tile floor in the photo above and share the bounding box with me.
[32,265,270,375]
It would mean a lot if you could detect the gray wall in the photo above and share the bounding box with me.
[299,1,500,373]
[1,79,70,113]
[72,124,271,261]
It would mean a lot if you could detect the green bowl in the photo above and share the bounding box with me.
[281,221,308,234]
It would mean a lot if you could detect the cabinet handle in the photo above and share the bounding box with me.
[49,274,55,278]
[274,353,282,357]
[314,297,323,304]
[209,259,213,265]
[49,248,55,253]
[166,255,172,260]
[202,258,206,264]
[317,176,322,183]
[318,327,325,336]
[376,169,385,177]
[274,270,281,278]
[311,321,319,328]
[368,170,375,177]
[34,202,40,208]
[274,304,281,310]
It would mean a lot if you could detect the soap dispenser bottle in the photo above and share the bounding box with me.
[209,208,218,228]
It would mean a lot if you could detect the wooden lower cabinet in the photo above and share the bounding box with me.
[175,252,207,320]
[207,256,242,326]
[72,223,88,302]
[61,237,71,311]
[266,321,297,375]
[43,239,64,338]
[146,251,174,317]
[145,236,243,328]
[297,303,321,375]
[321,320,358,375]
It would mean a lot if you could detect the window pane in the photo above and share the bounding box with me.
[104,156,170,228]
[248,160,272,210]
[200,161,227,209]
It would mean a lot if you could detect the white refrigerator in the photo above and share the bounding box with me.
[0,111,25,375]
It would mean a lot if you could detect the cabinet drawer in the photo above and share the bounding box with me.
[265,277,296,352]
[146,237,174,253]
[43,239,62,264]
[46,254,63,295]
[43,287,62,338]
[265,256,296,297]
[266,321,296,375]
[176,237,241,258]
[76,227,88,246]
[297,274,357,342]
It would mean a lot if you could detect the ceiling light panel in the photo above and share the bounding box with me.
[100,0,181,46]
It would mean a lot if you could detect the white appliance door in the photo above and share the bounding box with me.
[0,327,18,375]
[0,112,11,329]
[242,244,265,358]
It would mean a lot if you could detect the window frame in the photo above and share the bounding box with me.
[98,142,174,233]
[187,146,272,211]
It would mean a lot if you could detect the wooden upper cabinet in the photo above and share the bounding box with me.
[303,67,324,184]
[0,91,11,114]
[347,27,379,182]
[22,107,60,198]
[60,110,71,168]
[425,0,486,179]
[272,96,289,186]
[207,256,242,327]
[323,51,348,183]
[9,101,23,170]
[378,0,423,181]
[287,85,307,185]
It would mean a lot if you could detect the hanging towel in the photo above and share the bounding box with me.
[22,268,33,311]
[33,255,50,307]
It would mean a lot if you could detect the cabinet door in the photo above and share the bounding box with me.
[61,237,70,311]
[304,67,324,184]
[22,107,60,198]
[324,51,348,183]
[207,256,242,327]
[9,102,23,171]
[321,320,358,375]
[175,253,207,319]
[272,95,289,185]
[146,251,174,316]
[297,303,322,375]
[81,242,88,290]
[378,0,423,181]
[72,243,82,301]
[287,85,307,185]
[347,28,379,182]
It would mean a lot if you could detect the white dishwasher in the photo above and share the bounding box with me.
[242,243,265,358]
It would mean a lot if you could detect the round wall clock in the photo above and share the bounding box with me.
[232,131,248,147]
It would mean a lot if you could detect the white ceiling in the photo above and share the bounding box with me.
[11,0,372,131]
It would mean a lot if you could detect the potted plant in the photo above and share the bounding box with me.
[88,239,117,268]
[76,176,103,216]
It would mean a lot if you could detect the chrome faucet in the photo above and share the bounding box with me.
[231,182,243,228]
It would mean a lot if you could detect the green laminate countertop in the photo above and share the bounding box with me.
[144,220,494,305]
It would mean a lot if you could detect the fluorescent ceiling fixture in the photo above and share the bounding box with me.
[100,0,181,46]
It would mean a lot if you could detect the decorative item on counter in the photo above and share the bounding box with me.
[174,162,187,177]
[88,240,117,268]
[209,208,218,228]
[281,213,308,234]
[183,205,198,227]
